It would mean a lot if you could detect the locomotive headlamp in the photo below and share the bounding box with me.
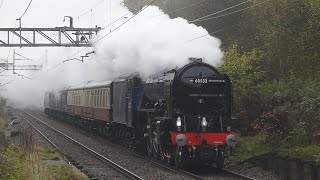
[176,116,182,131]
[201,117,207,132]
[177,116,182,126]
[201,117,208,127]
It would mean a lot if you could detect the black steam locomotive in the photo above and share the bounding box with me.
[45,58,237,170]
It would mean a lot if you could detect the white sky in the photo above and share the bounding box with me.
[0,0,127,78]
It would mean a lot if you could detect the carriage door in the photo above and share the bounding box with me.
[126,79,133,126]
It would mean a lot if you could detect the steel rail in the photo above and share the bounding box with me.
[36,111,258,180]
[35,111,206,180]
[222,169,257,180]
[17,110,143,180]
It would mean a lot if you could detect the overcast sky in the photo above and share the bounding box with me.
[0,0,127,76]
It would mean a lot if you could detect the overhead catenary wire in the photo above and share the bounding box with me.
[188,0,273,42]
[77,0,105,19]
[26,0,158,82]
[1,0,159,88]
[14,52,34,61]
[63,0,152,68]
[1,0,231,87]
[24,0,248,83]
[94,0,158,45]
[189,0,272,23]
[102,0,149,30]
[151,0,209,18]
[64,0,157,63]
[189,0,252,22]
[0,79,15,88]
[188,24,240,42]
[19,0,33,19]
[29,62,63,80]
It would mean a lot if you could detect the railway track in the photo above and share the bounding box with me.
[222,169,256,180]
[21,109,257,180]
[15,110,142,180]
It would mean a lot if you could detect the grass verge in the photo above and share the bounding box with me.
[235,132,320,164]
[0,107,88,179]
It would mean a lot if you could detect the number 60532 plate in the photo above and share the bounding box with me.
[194,79,208,84]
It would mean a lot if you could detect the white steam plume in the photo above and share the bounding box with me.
[94,6,223,79]
[2,2,224,109]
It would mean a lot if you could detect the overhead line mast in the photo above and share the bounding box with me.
[0,27,101,47]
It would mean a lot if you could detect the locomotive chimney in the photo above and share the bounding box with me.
[189,57,202,63]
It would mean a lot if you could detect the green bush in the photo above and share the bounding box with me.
[279,145,320,162]
[235,132,272,160]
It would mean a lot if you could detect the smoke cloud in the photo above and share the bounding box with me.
[1,2,224,109]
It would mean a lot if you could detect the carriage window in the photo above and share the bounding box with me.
[98,90,101,107]
[88,91,90,106]
[100,89,103,108]
[96,90,99,107]
[98,89,101,107]
[102,90,104,107]
[97,90,99,107]
[106,89,109,108]
[94,90,96,107]
[107,89,109,107]
[78,91,80,105]
[84,91,86,106]
[100,89,102,107]
[91,90,94,106]
[86,91,88,106]
[107,90,110,107]
[105,89,107,108]
[103,89,106,107]
[95,90,98,107]
[86,91,89,106]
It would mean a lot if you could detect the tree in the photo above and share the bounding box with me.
[220,45,265,89]
[229,0,320,79]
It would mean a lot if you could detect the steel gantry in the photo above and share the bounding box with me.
[0,27,101,47]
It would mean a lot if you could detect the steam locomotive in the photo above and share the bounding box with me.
[44,58,237,169]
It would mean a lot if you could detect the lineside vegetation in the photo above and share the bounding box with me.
[220,0,320,161]
[0,106,88,179]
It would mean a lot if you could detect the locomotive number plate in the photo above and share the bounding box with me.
[194,79,208,84]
